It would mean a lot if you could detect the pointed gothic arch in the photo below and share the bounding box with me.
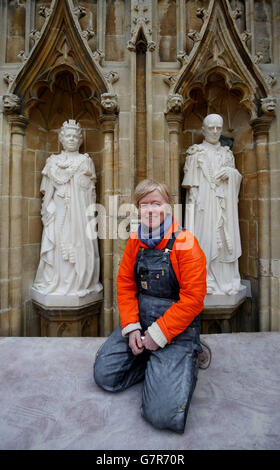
[8,0,112,119]
[172,0,271,119]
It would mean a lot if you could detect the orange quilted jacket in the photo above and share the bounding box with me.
[117,217,207,343]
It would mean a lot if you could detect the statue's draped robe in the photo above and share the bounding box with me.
[33,151,102,296]
[182,141,242,295]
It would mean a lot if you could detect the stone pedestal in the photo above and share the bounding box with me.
[30,288,103,308]
[32,295,103,337]
[204,285,247,308]
[201,296,246,334]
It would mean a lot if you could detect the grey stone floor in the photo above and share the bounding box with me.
[0,332,279,450]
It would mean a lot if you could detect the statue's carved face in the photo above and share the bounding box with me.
[202,116,223,145]
[60,128,82,153]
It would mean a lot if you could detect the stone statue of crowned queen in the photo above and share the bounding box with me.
[31,120,103,307]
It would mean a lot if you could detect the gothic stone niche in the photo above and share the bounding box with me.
[181,72,255,299]
[22,70,103,324]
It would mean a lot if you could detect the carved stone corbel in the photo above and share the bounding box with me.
[2,93,22,115]
[101,92,119,115]
[166,93,184,114]
[260,96,277,116]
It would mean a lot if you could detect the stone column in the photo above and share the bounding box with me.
[4,105,28,335]
[146,47,153,179]
[165,94,183,205]
[99,99,118,336]
[251,114,274,331]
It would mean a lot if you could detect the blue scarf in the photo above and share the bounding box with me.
[138,213,173,249]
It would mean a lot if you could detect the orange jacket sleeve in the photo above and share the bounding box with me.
[156,231,207,343]
[117,237,140,329]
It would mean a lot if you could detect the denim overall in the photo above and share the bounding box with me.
[94,231,202,433]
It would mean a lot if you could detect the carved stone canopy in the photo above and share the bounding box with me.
[7,0,117,120]
[170,0,275,121]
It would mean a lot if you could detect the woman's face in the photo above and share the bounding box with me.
[138,189,169,229]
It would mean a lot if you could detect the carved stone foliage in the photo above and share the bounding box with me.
[7,0,117,122]
[128,0,156,52]
[171,0,274,121]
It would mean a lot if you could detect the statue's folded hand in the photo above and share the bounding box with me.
[215,168,230,181]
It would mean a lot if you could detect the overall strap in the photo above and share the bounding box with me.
[164,227,185,252]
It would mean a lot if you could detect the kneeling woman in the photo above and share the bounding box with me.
[94,179,207,433]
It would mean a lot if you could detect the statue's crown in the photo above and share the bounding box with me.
[62,119,81,132]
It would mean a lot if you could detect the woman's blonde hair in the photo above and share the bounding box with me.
[134,179,173,208]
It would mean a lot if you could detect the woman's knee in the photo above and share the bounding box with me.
[141,394,188,434]
[93,352,118,391]
[141,354,197,433]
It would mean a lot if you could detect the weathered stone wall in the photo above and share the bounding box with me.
[0,0,279,336]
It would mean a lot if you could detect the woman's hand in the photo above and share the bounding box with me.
[128,330,144,355]
[142,331,159,351]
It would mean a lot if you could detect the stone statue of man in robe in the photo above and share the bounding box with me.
[31,120,102,307]
[182,114,244,299]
